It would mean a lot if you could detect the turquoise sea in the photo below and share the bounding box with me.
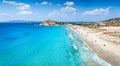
[0,23,111,66]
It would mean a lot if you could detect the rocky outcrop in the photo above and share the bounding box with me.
[41,19,69,26]
[41,19,58,26]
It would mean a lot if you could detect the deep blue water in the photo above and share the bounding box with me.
[0,23,111,66]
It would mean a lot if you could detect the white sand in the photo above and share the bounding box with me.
[70,25,120,66]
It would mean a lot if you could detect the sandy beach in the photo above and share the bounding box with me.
[70,25,120,66]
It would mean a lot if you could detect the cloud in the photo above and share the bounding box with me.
[48,7,76,17]
[48,10,59,16]
[3,0,32,15]
[17,11,32,15]
[61,1,76,13]
[47,1,77,18]
[48,6,77,17]
[60,7,76,12]
[83,7,110,15]
[48,1,76,17]
[3,0,24,5]
[17,4,30,11]
[40,1,52,5]
[48,10,68,17]
[64,1,74,7]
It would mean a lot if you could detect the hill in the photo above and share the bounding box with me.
[97,18,120,26]
[41,19,58,26]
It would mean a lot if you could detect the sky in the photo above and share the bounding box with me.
[0,0,120,22]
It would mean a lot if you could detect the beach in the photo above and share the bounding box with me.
[70,25,120,66]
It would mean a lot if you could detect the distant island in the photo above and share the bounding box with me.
[41,18,120,66]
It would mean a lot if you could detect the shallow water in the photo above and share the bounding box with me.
[0,23,111,66]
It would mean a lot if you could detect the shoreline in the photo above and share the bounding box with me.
[69,25,120,66]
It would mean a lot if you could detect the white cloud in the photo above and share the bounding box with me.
[64,1,74,7]
[83,7,110,15]
[48,1,77,17]
[48,10,59,16]
[17,4,30,11]
[40,1,52,5]
[61,1,76,13]
[48,7,76,17]
[60,7,76,12]
[3,0,30,11]
[3,0,26,6]
[3,0,33,15]
[17,11,32,15]
[48,10,68,17]
[48,6,77,17]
